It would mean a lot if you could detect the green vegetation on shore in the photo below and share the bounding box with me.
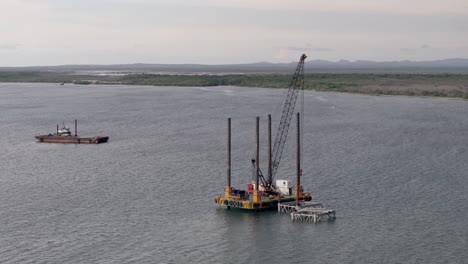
[1,71,467,99]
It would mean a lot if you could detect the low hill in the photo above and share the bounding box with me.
[1,58,468,74]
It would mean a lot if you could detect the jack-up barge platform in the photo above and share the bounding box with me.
[214,54,336,221]
[215,114,311,211]
[215,54,312,211]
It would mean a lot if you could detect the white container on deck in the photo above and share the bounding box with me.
[276,179,292,195]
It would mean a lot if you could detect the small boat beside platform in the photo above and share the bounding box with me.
[35,120,109,144]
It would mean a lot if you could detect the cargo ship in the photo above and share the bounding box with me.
[35,120,109,144]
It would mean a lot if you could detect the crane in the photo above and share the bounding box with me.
[271,54,307,182]
[252,54,307,190]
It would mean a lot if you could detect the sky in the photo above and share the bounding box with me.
[0,0,467,66]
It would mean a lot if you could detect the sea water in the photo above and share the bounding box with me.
[0,83,467,263]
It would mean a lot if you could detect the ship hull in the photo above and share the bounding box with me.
[215,194,301,211]
[35,135,109,144]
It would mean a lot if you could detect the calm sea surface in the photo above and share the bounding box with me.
[0,83,467,263]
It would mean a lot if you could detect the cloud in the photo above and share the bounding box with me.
[274,46,333,62]
[310,48,333,52]
[287,47,333,52]
[401,44,433,51]
[1,0,467,65]
[0,43,20,50]
[124,0,468,14]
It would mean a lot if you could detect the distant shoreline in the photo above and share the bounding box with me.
[1,71,467,99]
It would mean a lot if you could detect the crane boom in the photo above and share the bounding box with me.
[270,54,307,183]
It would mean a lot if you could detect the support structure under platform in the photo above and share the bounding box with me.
[291,208,336,222]
[278,201,336,223]
[278,201,323,213]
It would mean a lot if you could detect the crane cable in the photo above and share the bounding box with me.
[247,56,307,185]
[300,65,305,178]
[247,73,292,182]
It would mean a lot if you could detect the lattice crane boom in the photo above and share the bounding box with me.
[270,54,307,183]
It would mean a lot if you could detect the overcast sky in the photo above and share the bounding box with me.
[1,0,467,66]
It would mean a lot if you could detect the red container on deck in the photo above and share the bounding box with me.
[247,183,253,191]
